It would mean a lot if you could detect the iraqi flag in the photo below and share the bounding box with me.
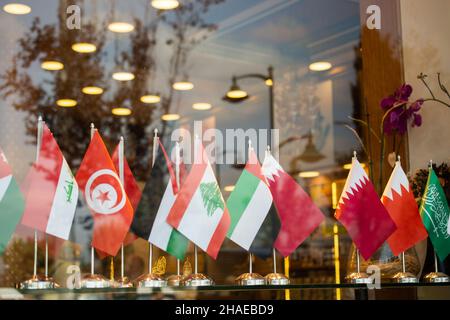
[0,148,25,254]
[167,138,230,259]
[76,130,134,256]
[21,124,79,240]
[335,156,396,260]
[131,139,189,260]
[227,146,280,257]
[262,152,324,257]
[383,160,428,256]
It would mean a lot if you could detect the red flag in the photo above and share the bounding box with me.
[76,131,134,256]
[261,153,325,257]
[335,157,396,260]
[382,160,427,255]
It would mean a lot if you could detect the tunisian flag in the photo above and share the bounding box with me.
[382,160,427,256]
[261,152,324,257]
[76,131,134,256]
[335,156,396,260]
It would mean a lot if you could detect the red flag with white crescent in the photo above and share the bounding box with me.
[76,131,134,256]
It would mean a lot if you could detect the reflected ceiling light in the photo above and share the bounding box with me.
[224,185,235,192]
[265,78,273,87]
[3,3,31,15]
[299,171,320,178]
[173,81,194,91]
[343,162,366,170]
[161,113,180,121]
[56,99,77,108]
[112,71,135,81]
[72,42,97,53]
[82,86,104,95]
[226,83,248,100]
[112,107,132,116]
[41,61,64,71]
[140,94,161,104]
[309,61,332,72]
[108,22,134,33]
[192,103,212,111]
[151,0,179,10]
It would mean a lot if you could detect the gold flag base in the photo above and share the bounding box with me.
[135,273,167,288]
[265,272,290,285]
[392,272,418,283]
[166,274,184,286]
[346,272,373,284]
[80,274,111,289]
[424,272,450,283]
[114,276,134,288]
[181,273,214,286]
[235,272,265,285]
[20,275,58,290]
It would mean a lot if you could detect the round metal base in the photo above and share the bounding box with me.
[80,274,111,289]
[424,272,450,283]
[114,276,134,288]
[235,273,266,286]
[392,272,418,283]
[181,273,214,286]
[166,274,184,286]
[135,273,167,288]
[346,272,373,284]
[20,275,58,290]
[265,273,290,285]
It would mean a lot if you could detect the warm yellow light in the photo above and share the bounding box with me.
[226,89,248,99]
[112,72,135,81]
[82,86,103,95]
[108,22,134,33]
[41,61,64,71]
[151,0,179,10]
[299,171,320,178]
[331,182,338,210]
[112,107,132,116]
[343,163,366,170]
[3,3,31,15]
[173,81,194,91]
[265,78,273,86]
[192,103,212,111]
[140,95,161,104]
[72,42,97,53]
[56,99,77,108]
[161,113,180,121]
[224,185,235,192]
[309,61,332,71]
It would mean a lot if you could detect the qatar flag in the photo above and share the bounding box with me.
[335,156,396,260]
[76,131,134,256]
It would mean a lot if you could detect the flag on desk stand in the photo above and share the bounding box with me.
[420,165,450,261]
[261,148,325,257]
[335,153,396,260]
[76,130,134,257]
[0,148,25,254]
[167,137,230,259]
[131,139,189,260]
[21,124,79,240]
[382,158,428,256]
[226,142,280,257]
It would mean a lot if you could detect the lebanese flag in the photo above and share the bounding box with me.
[382,160,428,256]
[76,130,134,256]
[166,139,230,259]
[335,156,397,260]
[21,124,79,240]
[262,152,324,257]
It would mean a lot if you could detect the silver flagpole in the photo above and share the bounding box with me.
[136,128,166,288]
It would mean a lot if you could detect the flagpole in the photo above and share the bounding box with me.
[90,123,95,277]
[34,117,43,278]
[149,128,157,273]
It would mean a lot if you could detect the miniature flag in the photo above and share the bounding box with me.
[420,167,450,261]
[0,148,25,254]
[76,131,134,256]
[227,147,280,256]
[167,139,230,259]
[21,124,79,240]
[131,139,189,260]
[335,156,396,260]
[262,152,324,257]
[382,160,428,256]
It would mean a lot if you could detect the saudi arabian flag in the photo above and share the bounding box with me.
[419,167,450,261]
[0,148,25,255]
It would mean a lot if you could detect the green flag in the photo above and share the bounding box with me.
[419,168,450,261]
